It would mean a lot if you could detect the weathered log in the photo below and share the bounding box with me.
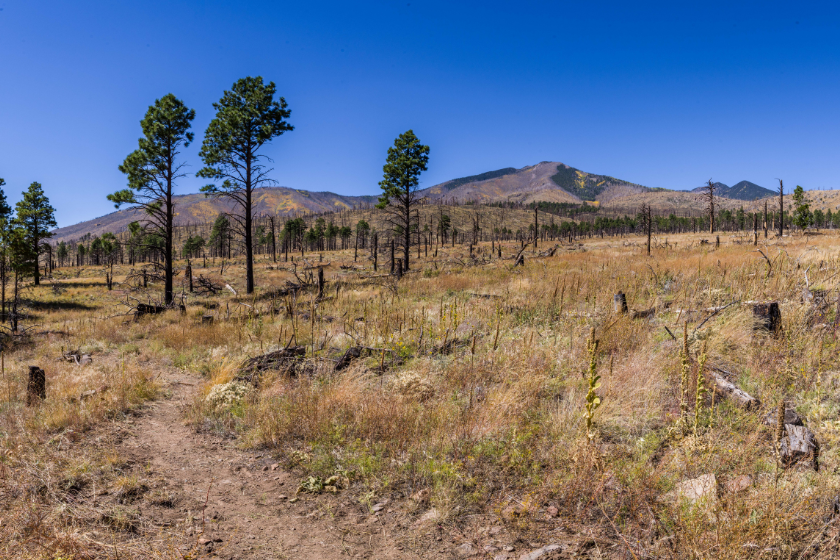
[613,292,628,314]
[631,307,655,320]
[513,254,525,267]
[780,424,819,471]
[237,346,307,383]
[762,407,803,427]
[752,302,781,333]
[335,346,363,372]
[708,369,760,410]
[136,303,166,317]
[26,366,46,406]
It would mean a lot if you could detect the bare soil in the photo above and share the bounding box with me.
[109,368,424,559]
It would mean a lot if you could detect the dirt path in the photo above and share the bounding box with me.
[114,369,422,559]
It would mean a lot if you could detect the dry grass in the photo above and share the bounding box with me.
[5,229,840,557]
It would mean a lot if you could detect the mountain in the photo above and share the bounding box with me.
[691,181,774,201]
[420,162,650,205]
[52,187,378,242]
[727,181,775,200]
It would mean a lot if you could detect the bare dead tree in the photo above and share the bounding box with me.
[778,179,784,237]
[639,203,652,256]
[764,199,768,238]
[697,180,717,233]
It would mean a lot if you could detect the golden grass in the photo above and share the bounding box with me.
[5,229,840,557]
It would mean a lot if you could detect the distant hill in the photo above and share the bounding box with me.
[691,181,775,201]
[52,187,378,242]
[57,162,792,243]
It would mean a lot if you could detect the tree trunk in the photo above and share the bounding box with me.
[26,366,46,406]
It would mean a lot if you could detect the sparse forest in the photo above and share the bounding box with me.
[5,84,840,560]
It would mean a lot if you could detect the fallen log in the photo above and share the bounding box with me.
[708,368,760,410]
[631,307,655,320]
[237,346,306,383]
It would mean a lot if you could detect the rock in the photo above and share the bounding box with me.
[371,500,388,513]
[672,473,717,504]
[79,354,93,365]
[278,494,288,500]
[501,503,530,521]
[780,424,819,470]
[503,545,515,552]
[725,475,752,494]
[762,408,803,427]
[457,543,476,556]
[545,506,559,518]
[271,463,279,471]
[417,508,440,523]
[519,544,562,560]
[411,488,430,503]
[484,545,499,552]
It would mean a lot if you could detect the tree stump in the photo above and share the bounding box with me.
[395,259,403,280]
[613,292,628,314]
[780,424,819,471]
[26,366,46,406]
[753,302,781,333]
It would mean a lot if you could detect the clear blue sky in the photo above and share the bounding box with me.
[1,1,839,227]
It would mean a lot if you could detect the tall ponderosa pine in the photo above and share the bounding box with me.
[108,94,195,305]
[198,77,293,294]
[376,130,429,272]
[15,182,56,286]
[0,178,12,314]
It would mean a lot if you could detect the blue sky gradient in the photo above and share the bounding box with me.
[1,1,839,226]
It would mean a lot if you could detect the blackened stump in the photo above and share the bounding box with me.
[613,292,628,314]
[753,302,781,333]
[27,366,45,406]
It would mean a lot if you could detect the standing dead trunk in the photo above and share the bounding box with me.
[778,179,784,237]
[26,366,46,406]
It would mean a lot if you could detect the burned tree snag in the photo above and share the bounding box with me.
[753,302,781,333]
[763,200,768,238]
[639,204,652,256]
[373,233,378,272]
[396,258,403,280]
[317,267,325,299]
[614,292,628,314]
[390,239,395,275]
[26,366,46,406]
[696,180,717,233]
[778,179,784,237]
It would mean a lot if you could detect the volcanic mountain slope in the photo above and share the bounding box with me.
[52,188,379,242]
[422,161,651,204]
[420,161,650,205]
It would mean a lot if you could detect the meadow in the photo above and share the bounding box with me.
[2,228,840,559]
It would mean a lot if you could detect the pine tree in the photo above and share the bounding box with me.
[14,182,56,286]
[376,130,430,271]
[792,185,811,231]
[109,94,195,304]
[198,77,293,294]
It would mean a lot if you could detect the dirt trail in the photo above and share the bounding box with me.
[116,369,421,559]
